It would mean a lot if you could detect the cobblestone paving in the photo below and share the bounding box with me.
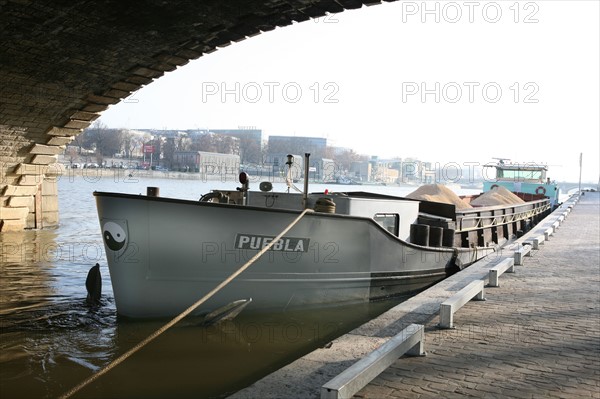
[355,193,600,399]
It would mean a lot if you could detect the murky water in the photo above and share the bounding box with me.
[1,174,430,399]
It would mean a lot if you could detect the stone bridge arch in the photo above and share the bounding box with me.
[0,0,390,231]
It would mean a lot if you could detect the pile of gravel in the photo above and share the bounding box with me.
[406,184,473,210]
[470,186,525,207]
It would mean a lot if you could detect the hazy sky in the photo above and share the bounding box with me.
[99,1,599,183]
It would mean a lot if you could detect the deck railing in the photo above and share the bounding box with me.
[456,199,551,233]
[454,199,551,247]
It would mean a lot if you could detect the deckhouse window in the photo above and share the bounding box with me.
[374,213,399,236]
[498,169,544,181]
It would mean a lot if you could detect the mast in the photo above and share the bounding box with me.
[578,153,582,194]
[303,153,310,209]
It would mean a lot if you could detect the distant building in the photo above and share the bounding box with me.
[400,158,421,183]
[173,151,240,177]
[261,154,335,181]
[207,128,263,164]
[268,136,327,159]
[373,158,402,184]
[350,161,371,182]
[422,162,435,184]
[314,158,336,181]
[134,128,263,164]
[265,153,303,179]
[349,157,403,183]
[376,167,399,183]
[208,128,262,143]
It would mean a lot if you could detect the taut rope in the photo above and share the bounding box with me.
[60,208,313,399]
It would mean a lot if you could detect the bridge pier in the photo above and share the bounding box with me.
[1,127,74,231]
[1,167,60,231]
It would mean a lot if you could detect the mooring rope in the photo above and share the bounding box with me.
[314,197,336,213]
[60,208,313,399]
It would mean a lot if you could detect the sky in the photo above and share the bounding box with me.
[99,1,599,183]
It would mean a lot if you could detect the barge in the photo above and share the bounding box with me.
[94,157,556,318]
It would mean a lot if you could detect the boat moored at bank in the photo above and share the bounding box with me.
[94,156,555,319]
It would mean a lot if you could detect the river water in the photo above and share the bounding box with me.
[1,173,445,399]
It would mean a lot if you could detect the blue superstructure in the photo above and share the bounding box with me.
[482,161,561,209]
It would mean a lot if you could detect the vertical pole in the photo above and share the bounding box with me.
[286,154,293,194]
[578,153,582,194]
[303,153,310,209]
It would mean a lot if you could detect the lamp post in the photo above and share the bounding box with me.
[578,153,582,194]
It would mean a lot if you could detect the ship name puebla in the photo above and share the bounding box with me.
[234,234,310,252]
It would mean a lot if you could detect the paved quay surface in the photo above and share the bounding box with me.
[230,193,599,399]
[355,192,599,399]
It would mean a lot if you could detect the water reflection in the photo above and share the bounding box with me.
[0,285,117,399]
[76,303,394,399]
[1,286,397,398]
[1,229,60,320]
[0,222,118,398]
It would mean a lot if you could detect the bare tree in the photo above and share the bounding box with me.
[65,146,79,165]
[239,136,261,164]
[177,135,191,152]
[162,137,176,168]
[334,149,368,171]
[82,120,126,164]
[190,132,240,155]
[123,131,137,159]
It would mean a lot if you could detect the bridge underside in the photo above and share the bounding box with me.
[0,0,389,231]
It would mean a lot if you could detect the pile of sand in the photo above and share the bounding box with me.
[470,186,525,207]
[406,184,473,210]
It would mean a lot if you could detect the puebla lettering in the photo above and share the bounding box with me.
[235,234,309,252]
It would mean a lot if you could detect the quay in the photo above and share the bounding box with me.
[230,192,599,399]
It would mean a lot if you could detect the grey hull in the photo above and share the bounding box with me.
[95,192,494,318]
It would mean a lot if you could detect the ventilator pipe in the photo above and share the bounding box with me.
[238,172,249,205]
[428,226,443,248]
[410,223,430,246]
[442,228,456,247]
[147,187,159,197]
